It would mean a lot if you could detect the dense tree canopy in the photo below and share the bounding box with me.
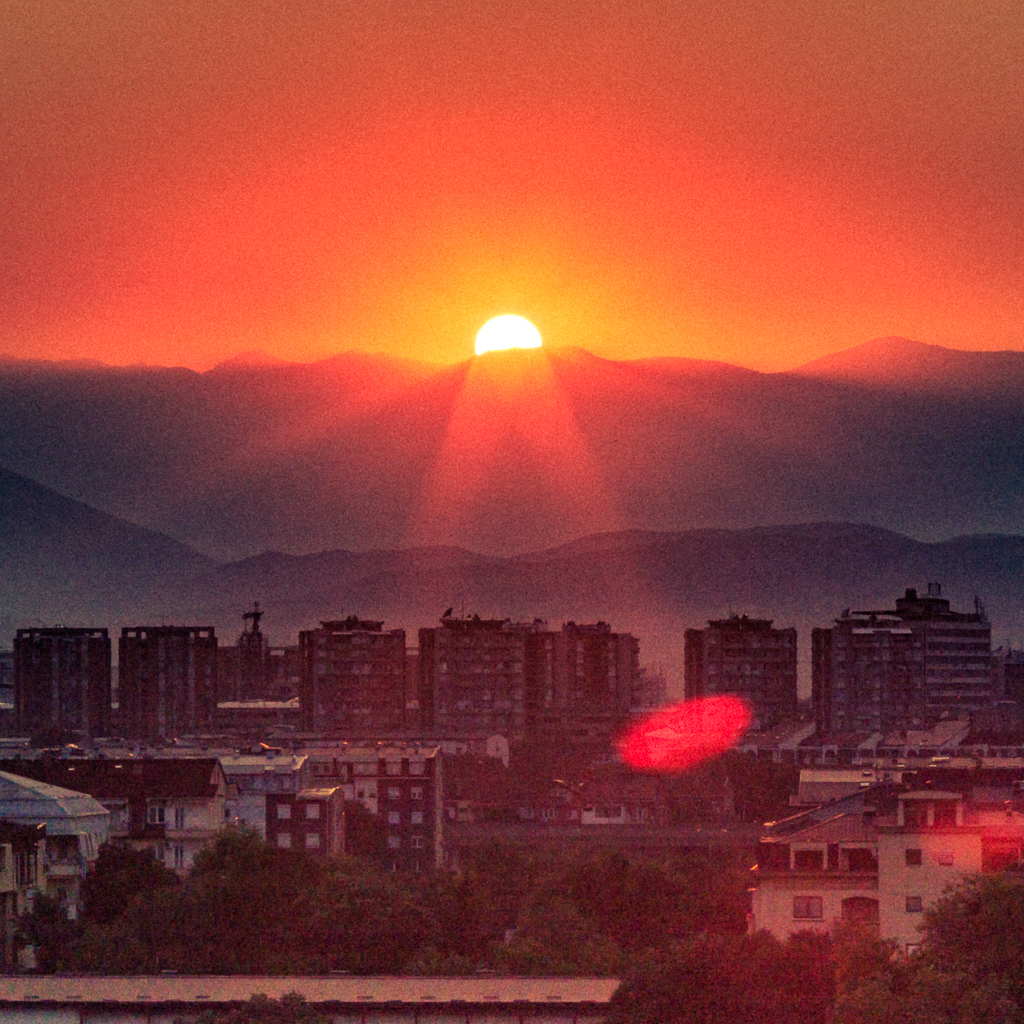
[22,827,750,976]
[21,828,1024,1023]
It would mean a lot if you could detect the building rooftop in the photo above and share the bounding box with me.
[0,975,621,1008]
[0,770,109,834]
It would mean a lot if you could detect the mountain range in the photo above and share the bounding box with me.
[1,336,1023,562]
[4,335,1024,694]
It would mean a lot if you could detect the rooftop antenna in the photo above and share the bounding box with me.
[243,601,263,635]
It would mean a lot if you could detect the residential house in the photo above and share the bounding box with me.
[0,770,109,919]
[749,781,1024,952]
[266,787,345,856]
[0,758,227,876]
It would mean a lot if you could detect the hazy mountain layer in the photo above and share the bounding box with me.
[1,339,1023,560]
[3,469,1024,696]
[0,466,215,641]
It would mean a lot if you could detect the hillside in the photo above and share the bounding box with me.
[0,340,1023,560]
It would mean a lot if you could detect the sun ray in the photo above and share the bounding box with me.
[407,345,621,553]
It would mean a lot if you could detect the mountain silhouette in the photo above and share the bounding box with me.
[0,339,1022,561]
[4,466,1024,695]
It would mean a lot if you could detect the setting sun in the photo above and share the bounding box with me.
[475,315,542,356]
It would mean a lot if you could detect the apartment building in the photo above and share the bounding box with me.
[118,626,219,741]
[299,618,408,735]
[0,758,228,876]
[219,751,310,838]
[14,627,112,740]
[419,615,640,743]
[685,614,798,729]
[265,787,345,857]
[812,584,993,735]
[0,770,110,919]
[302,744,443,871]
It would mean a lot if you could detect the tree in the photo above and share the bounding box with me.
[609,931,834,1024]
[17,893,81,973]
[343,800,385,862]
[834,877,1024,1024]
[81,841,179,925]
[184,992,332,1024]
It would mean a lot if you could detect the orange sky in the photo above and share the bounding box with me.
[3,0,1023,371]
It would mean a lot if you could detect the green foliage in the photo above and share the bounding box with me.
[343,799,386,862]
[186,992,332,1024]
[609,931,834,1024]
[82,841,179,925]
[28,824,752,978]
[18,893,82,973]
[834,878,1024,1024]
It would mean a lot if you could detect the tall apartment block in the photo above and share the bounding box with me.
[418,615,640,742]
[684,614,798,729]
[298,617,407,734]
[14,627,112,739]
[119,626,218,741]
[812,584,992,736]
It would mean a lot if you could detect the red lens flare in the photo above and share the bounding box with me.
[616,696,753,772]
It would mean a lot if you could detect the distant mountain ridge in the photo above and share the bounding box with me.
[791,336,1024,395]
[4,467,1024,695]
[0,338,1023,563]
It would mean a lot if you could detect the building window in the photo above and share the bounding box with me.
[173,845,185,870]
[277,834,292,849]
[387,835,401,849]
[411,835,424,849]
[411,810,423,825]
[793,896,823,920]
[305,833,321,849]
[905,848,922,866]
[276,804,291,820]
[388,811,401,825]
[906,896,923,913]
[410,761,425,775]
[936,851,954,866]
[411,786,423,800]
[147,804,165,824]
[174,807,186,830]
[794,849,824,870]
[388,787,401,800]
[386,761,402,776]
[305,804,321,820]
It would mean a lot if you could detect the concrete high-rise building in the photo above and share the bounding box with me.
[684,615,798,729]
[418,615,640,742]
[119,626,218,741]
[14,627,112,739]
[812,584,992,736]
[298,617,407,734]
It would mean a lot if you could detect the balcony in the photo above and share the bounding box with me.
[45,856,84,878]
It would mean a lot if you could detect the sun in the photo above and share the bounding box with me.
[474,315,542,356]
